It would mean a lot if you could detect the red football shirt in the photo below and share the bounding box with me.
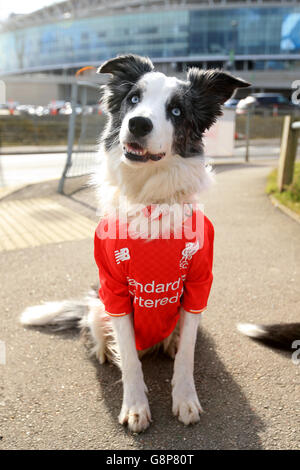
[94,208,214,351]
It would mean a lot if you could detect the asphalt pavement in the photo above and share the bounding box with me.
[0,161,299,450]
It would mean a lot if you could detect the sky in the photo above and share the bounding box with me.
[0,0,60,21]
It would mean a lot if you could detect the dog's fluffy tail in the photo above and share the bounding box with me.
[19,289,120,365]
[20,290,98,331]
[237,322,300,350]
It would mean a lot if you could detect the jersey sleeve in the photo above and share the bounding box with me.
[94,228,132,317]
[181,216,214,314]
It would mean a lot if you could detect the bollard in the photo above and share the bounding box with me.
[245,108,251,162]
[277,116,299,192]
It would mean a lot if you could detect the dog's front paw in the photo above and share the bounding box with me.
[119,381,151,433]
[172,379,203,425]
[119,399,151,433]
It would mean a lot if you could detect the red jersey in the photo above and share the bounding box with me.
[94,208,214,351]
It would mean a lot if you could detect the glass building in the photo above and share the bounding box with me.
[1,0,300,75]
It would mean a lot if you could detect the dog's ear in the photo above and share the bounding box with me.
[98,55,154,114]
[187,68,251,105]
[184,68,251,135]
[97,54,154,80]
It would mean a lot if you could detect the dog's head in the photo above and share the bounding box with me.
[98,54,250,166]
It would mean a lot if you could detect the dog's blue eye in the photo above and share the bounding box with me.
[171,107,181,117]
[131,95,139,104]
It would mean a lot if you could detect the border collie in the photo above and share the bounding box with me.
[20,55,250,433]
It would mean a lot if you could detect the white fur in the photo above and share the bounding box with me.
[120,72,181,160]
[172,309,203,424]
[111,314,151,433]
[237,323,266,338]
[94,71,210,430]
[99,309,201,432]
[80,302,120,365]
[20,302,68,325]
[21,68,212,433]
[93,138,214,239]
[93,69,214,227]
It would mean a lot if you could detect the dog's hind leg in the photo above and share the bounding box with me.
[110,313,151,433]
[162,322,180,359]
[80,304,109,364]
[80,302,121,366]
[171,308,203,425]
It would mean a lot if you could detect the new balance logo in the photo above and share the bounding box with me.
[115,247,130,264]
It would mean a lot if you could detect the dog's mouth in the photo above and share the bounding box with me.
[123,142,165,162]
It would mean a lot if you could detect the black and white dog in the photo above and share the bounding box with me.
[20,55,250,433]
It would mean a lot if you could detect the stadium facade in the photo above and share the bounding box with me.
[1,0,300,103]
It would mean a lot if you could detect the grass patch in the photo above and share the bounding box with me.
[266,162,300,216]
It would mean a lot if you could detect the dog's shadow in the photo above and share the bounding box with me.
[91,328,265,450]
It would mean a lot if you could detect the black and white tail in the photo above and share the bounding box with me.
[237,322,300,350]
[20,291,179,363]
[20,289,119,365]
[20,290,97,330]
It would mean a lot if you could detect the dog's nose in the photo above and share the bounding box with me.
[128,117,153,138]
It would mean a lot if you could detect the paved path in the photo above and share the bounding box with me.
[0,198,96,252]
[0,162,299,449]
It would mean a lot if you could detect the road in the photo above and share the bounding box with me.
[1,142,300,188]
[0,153,66,186]
[1,141,298,187]
[0,152,97,187]
[0,161,299,449]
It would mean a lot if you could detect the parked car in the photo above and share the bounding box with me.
[0,104,11,115]
[47,100,68,115]
[0,102,20,115]
[60,103,102,115]
[59,102,83,115]
[35,105,49,117]
[58,102,72,115]
[16,104,36,116]
[224,98,240,109]
[236,93,297,115]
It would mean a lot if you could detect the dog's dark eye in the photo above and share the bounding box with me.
[131,95,139,104]
[171,107,181,117]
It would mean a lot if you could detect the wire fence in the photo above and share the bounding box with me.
[0,74,106,191]
[58,81,106,193]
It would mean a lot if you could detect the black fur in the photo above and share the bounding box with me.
[98,55,153,151]
[98,54,154,114]
[97,54,250,157]
[166,69,250,158]
[241,323,300,351]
